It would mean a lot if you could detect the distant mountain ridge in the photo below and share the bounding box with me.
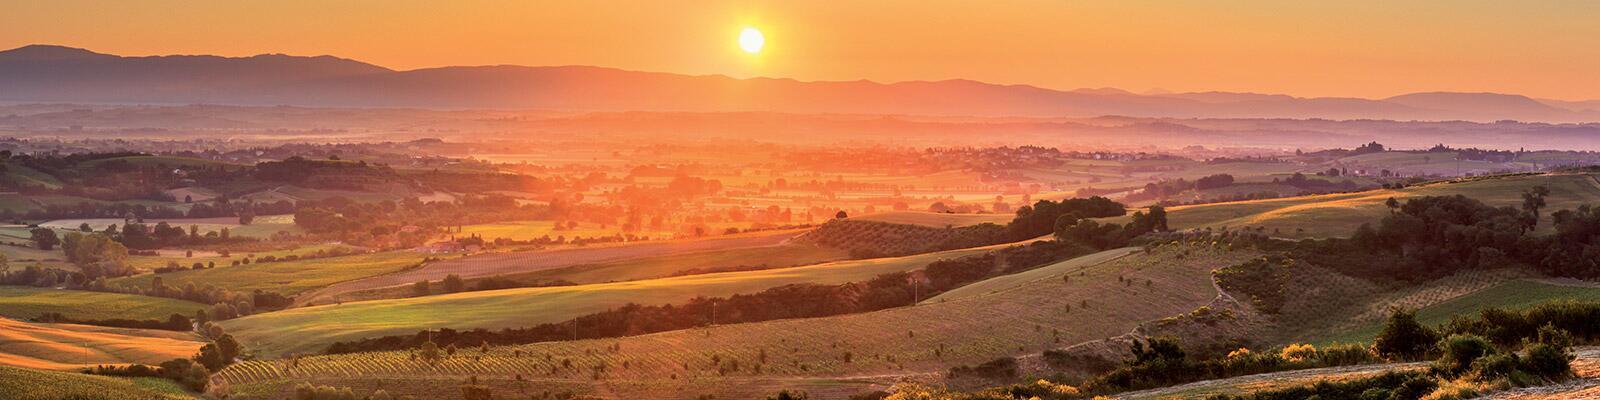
[1,44,1596,122]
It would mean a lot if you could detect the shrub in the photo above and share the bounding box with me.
[948,357,1018,379]
[1520,343,1573,380]
[1278,343,1317,363]
[1318,343,1379,366]
[1391,375,1440,400]
[1420,380,1480,400]
[1376,308,1438,360]
[766,390,809,400]
[1433,334,1495,378]
[1468,353,1520,382]
[1358,388,1392,400]
[1225,348,1252,359]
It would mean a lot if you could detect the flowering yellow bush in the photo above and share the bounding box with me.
[1227,347,1253,359]
[1033,379,1081,396]
[1280,343,1318,362]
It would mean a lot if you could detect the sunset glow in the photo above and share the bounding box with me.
[738,27,764,54]
[3,2,1600,400]
[4,1,1598,99]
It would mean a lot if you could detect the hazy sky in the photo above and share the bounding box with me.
[4,0,1598,100]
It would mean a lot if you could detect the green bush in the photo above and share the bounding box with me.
[1433,334,1495,378]
[1318,343,1379,366]
[1469,353,1519,381]
[1357,387,1391,400]
[1375,308,1438,361]
[1520,343,1573,380]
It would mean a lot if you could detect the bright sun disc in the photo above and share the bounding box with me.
[739,27,764,54]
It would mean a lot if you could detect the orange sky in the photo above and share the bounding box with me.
[4,0,1598,100]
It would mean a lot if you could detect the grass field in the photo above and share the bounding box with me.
[468,243,851,285]
[0,286,207,321]
[922,247,1134,303]
[222,242,1014,357]
[454,219,751,242]
[215,243,1261,399]
[1,163,64,190]
[1153,161,1305,181]
[0,365,195,399]
[110,251,430,297]
[1317,280,1600,345]
[1111,173,1600,238]
[125,242,348,271]
[76,155,238,169]
[0,318,204,371]
[455,220,668,241]
[294,230,808,306]
[849,211,1013,228]
[320,243,854,304]
[0,243,76,270]
[39,214,299,240]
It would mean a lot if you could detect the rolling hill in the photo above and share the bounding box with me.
[215,243,1260,399]
[220,241,1013,357]
[0,318,204,371]
[1111,173,1600,239]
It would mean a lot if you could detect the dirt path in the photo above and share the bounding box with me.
[1115,347,1600,400]
[293,229,806,306]
[1114,362,1428,400]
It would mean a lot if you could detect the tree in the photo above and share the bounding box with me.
[1522,185,1550,229]
[78,223,91,232]
[1374,308,1437,360]
[29,228,58,250]
[1145,205,1169,232]
[195,343,225,371]
[69,234,132,279]
[238,209,256,225]
[835,210,848,220]
[766,390,810,400]
[217,333,243,363]
[443,274,465,293]
[1384,197,1400,214]
[412,280,431,297]
[419,341,442,363]
[1195,174,1235,190]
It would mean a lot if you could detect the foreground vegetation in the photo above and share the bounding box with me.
[0,365,195,400]
[857,300,1595,400]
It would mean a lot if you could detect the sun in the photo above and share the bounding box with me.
[739,27,765,54]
